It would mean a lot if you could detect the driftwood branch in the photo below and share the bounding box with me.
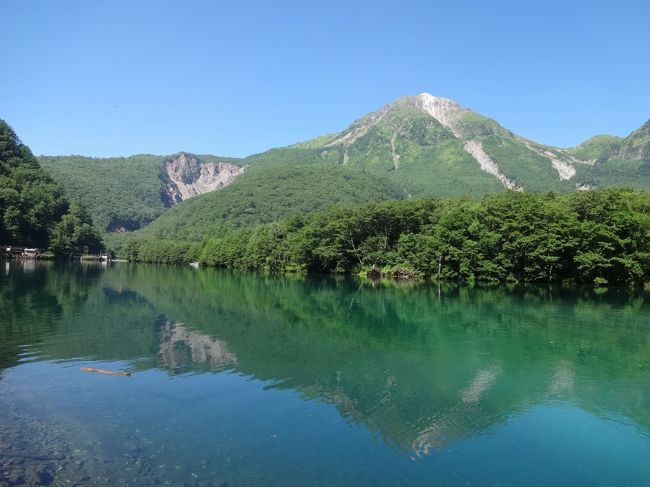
[80,367,131,377]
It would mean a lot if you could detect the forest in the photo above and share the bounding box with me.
[121,188,650,286]
[0,120,102,253]
[133,164,405,241]
[39,154,172,232]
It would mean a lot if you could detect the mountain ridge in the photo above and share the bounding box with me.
[36,93,650,238]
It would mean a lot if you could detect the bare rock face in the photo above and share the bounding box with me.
[162,152,246,206]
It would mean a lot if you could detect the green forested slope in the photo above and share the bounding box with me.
[39,154,168,232]
[570,120,650,188]
[0,120,101,252]
[481,137,572,192]
[132,164,405,241]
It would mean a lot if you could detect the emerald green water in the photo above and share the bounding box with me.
[1,261,649,486]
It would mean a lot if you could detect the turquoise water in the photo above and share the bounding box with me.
[0,261,649,486]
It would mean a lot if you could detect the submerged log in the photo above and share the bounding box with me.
[367,267,383,280]
[80,367,131,377]
[391,268,416,280]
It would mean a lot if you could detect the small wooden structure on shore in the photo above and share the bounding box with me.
[2,246,40,259]
[1,245,112,262]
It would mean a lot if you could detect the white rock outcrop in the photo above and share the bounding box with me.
[416,94,466,136]
[163,153,246,204]
[463,140,521,190]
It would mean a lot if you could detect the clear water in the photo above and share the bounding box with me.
[1,261,649,486]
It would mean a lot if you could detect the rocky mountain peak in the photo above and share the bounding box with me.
[323,94,465,150]
[413,93,466,136]
[415,93,459,107]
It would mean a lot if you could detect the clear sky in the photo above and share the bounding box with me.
[2,0,649,157]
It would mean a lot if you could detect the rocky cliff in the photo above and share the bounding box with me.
[162,152,246,206]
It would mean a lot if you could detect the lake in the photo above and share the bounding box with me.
[1,261,649,486]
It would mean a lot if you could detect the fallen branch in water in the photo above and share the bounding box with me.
[80,367,131,377]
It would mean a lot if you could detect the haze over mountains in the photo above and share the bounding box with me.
[38,94,650,238]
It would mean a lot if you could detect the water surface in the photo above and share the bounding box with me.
[1,261,649,485]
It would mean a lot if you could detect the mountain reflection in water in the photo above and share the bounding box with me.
[1,260,649,485]
[158,321,237,373]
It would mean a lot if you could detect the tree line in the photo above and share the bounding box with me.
[120,188,650,285]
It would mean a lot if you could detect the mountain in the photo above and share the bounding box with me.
[39,152,245,232]
[0,119,101,252]
[38,94,650,239]
[251,94,648,194]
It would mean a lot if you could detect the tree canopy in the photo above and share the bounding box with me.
[123,189,650,286]
[0,119,102,253]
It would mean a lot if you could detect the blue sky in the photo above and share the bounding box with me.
[2,0,649,157]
